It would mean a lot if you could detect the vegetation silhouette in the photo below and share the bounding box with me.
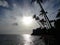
[31,9,60,45]
[31,0,60,45]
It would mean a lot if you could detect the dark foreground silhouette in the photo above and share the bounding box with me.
[31,19,60,45]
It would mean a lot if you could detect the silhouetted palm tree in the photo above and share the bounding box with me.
[31,0,43,3]
[56,9,60,18]
[31,0,52,28]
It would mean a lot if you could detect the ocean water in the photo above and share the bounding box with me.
[0,34,45,45]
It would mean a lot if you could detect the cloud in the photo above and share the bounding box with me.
[0,0,60,34]
[0,0,39,34]
[41,0,60,20]
[12,22,18,26]
[0,0,9,7]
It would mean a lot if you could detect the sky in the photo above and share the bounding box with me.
[0,0,60,34]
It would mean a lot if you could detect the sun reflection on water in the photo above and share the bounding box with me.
[22,34,33,45]
[22,34,45,45]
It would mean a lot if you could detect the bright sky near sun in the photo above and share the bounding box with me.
[22,16,33,26]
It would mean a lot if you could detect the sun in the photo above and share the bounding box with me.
[22,16,33,25]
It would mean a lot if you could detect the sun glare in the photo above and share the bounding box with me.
[22,16,33,25]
